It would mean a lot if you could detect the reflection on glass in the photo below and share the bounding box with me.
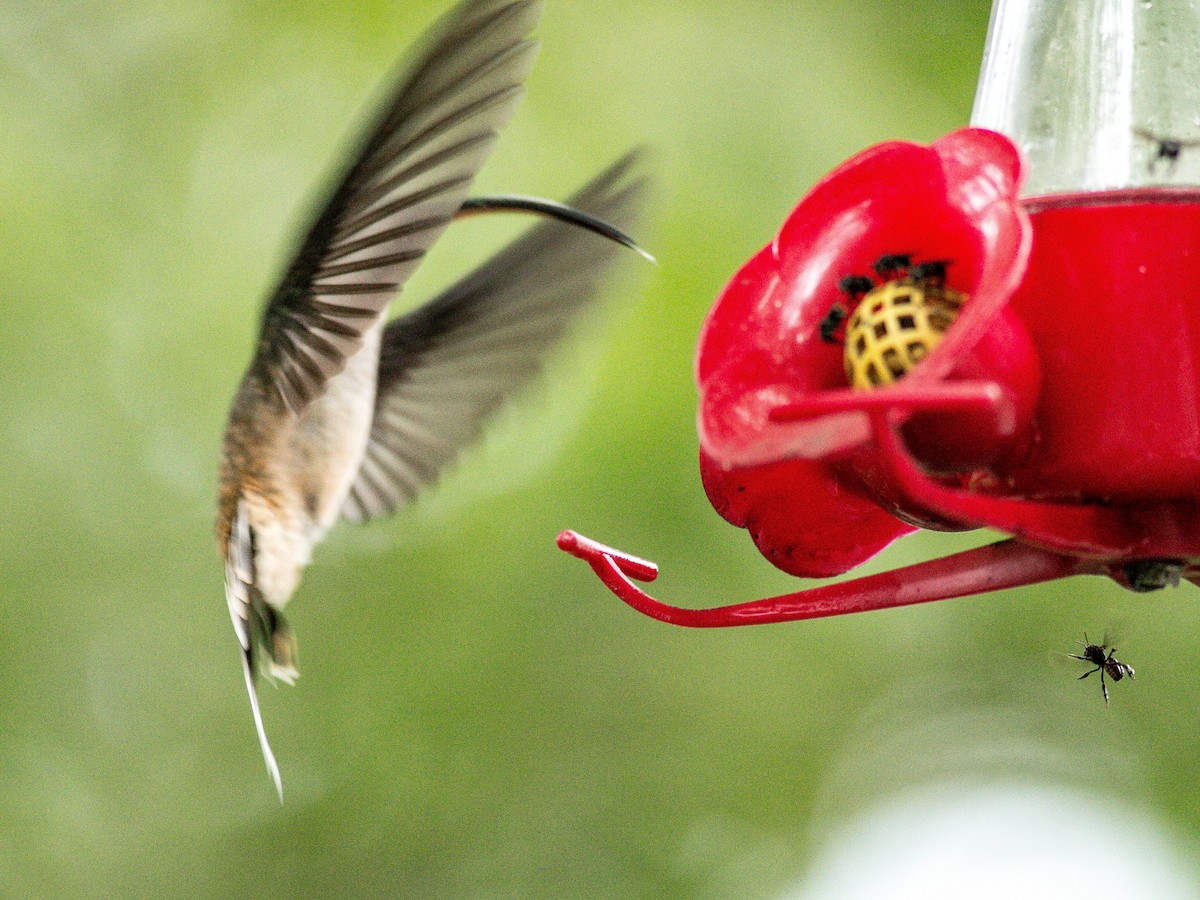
[972,0,1200,196]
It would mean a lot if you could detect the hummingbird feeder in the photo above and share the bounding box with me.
[559,0,1200,624]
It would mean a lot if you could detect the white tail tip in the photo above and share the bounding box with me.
[241,651,283,802]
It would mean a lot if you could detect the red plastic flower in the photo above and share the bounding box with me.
[697,128,1038,576]
[560,127,1200,626]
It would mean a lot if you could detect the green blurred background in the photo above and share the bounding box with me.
[2,0,1199,896]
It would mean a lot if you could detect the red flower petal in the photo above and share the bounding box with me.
[696,128,1032,576]
[700,449,915,578]
[698,130,1031,469]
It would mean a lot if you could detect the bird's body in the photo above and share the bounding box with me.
[215,0,647,796]
[218,323,379,612]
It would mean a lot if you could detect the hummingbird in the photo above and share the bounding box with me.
[216,0,649,798]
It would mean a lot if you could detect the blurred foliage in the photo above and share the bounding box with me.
[0,0,1197,897]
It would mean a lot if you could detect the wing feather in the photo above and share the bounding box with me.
[341,152,647,523]
[254,0,544,415]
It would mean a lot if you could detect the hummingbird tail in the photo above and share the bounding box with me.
[240,645,284,802]
[257,603,299,686]
[225,500,294,800]
[239,597,296,801]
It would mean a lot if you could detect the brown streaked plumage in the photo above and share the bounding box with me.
[217,0,648,798]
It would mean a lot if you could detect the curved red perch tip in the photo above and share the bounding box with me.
[557,530,659,582]
[557,529,1102,628]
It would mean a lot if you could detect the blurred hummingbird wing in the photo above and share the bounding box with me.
[340,152,647,523]
[256,0,544,415]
